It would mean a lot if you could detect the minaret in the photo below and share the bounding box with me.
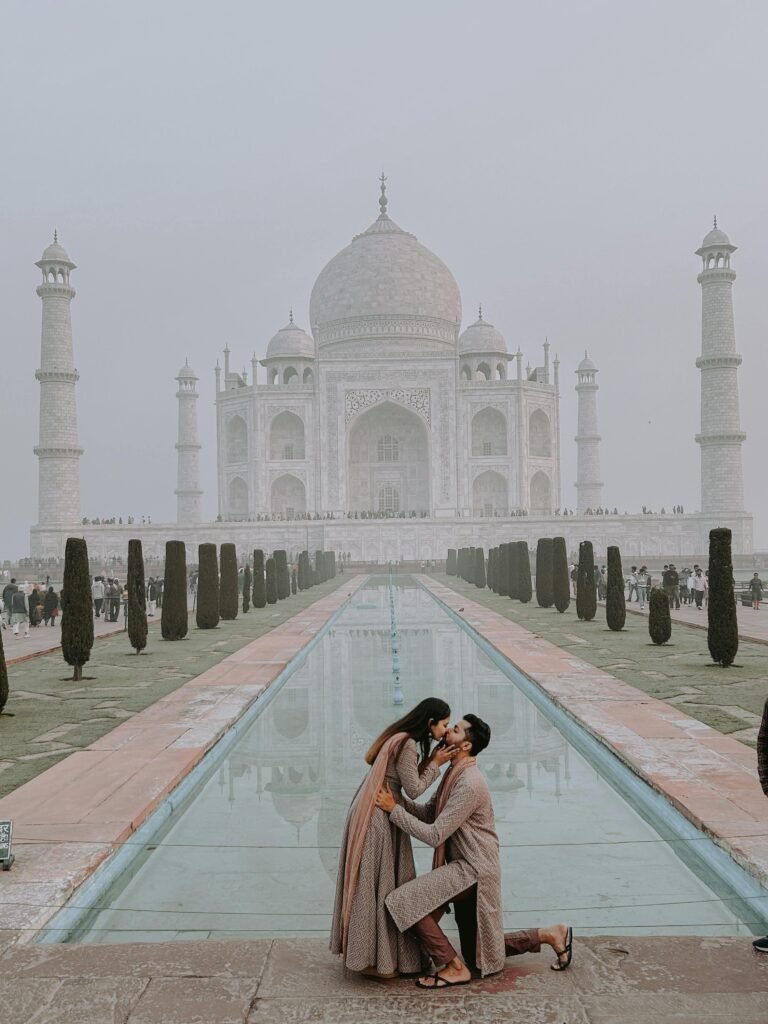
[575,352,603,512]
[695,219,745,513]
[175,361,203,524]
[34,233,82,526]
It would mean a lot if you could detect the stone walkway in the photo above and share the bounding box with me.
[0,935,766,1022]
[3,612,129,665]
[429,573,768,746]
[0,578,349,800]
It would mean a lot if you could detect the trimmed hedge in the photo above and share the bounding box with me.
[161,540,188,640]
[535,538,554,608]
[196,543,220,629]
[517,541,532,603]
[487,547,495,592]
[649,587,672,645]
[219,543,239,620]
[606,545,626,631]
[497,543,509,598]
[553,536,570,613]
[707,528,738,667]
[252,549,267,608]
[275,550,290,600]
[128,538,148,653]
[507,542,519,600]
[242,564,251,613]
[291,568,297,595]
[576,540,597,621]
[266,557,278,604]
[62,537,94,680]
[446,549,457,576]
[474,547,486,588]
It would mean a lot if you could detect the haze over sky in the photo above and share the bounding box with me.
[1,0,766,557]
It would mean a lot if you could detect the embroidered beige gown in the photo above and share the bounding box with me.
[330,738,441,973]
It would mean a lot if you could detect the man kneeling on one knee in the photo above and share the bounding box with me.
[375,714,572,989]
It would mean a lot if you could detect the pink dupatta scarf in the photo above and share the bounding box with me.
[339,731,409,953]
[431,756,476,870]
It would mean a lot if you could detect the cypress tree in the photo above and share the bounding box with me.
[707,528,738,667]
[0,622,8,713]
[291,568,297,595]
[487,548,495,592]
[252,550,267,608]
[61,537,94,681]
[466,546,476,585]
[553,536,571,614]
[127,538,148,653]
[517,541,533,603]
[446,549,457,575]
[649,587,672,645]
[606,545,626,631]
[275,550,290,599]
[507,542,519,599]
[266,557,278,604]
[535,538,554,608]
[315,550,324,584]
[457,548,465,580]
[576,540,597,621]
[242,564,251,613]
[196,543,220,629]
[161,539,188,641]
[331,552,337,578]
[497,543,509,597]
[474,547,486,588]
[219,543,239,620]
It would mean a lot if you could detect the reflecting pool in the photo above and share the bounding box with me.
[75,579,762,943]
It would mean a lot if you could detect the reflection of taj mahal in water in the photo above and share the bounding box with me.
[30,184,752,559]
[224,584,570,870]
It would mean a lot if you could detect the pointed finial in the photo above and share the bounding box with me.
[224,344,230,354]
[714,214,718,229]
[478,304,483,322]
[185,357,189,367]
[585,349,589,359]
[544,335,550,348]
[53,229,58,244]
[289,307,294,324]
[379,172,388,217]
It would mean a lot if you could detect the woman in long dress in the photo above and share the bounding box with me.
[331,697,454,977]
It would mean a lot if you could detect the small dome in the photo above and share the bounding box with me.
[38,233,75,266]
[701,225,731,248]
[458,313,507,355]
[577,352,597,372]
[266,318,315,360]
[177,360,197,379]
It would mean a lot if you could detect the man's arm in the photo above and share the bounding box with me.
[399,791,437,822]
[389,779,479,848]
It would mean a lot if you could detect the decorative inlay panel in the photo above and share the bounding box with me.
[344,388,431,425]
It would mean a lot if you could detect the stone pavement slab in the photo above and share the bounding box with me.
[0,578,363,946]
[0,937,766,1023]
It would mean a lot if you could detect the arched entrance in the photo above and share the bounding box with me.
[530,471,552,516]
[472,469,508,517]
[271,474,306,519]
[347,401,430,514]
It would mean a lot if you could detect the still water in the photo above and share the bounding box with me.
[75,580,760,943]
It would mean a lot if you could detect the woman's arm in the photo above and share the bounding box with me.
[389,779,479,848]
[395,738,441,799]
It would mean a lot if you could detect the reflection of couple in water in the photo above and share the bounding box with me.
[331,698,572,989]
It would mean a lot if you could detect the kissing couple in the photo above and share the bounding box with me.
[330,697,572,989]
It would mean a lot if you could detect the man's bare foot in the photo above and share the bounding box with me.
[539,922,572,970]
[416,958,471,988]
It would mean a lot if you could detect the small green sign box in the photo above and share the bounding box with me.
[0,820,14,870]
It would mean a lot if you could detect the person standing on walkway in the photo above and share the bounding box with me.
[626,567,639,603]
[92,576,105,618]
[1,578,18,630]
[42,586,59,626]
[749,573,763,611]
[635,567,649,609]
[331,698,455,978]
[753,700,768,952]
[377,716,572,986]
[146,577,157,617]
[691,569,707,609]
[10,586,30,638]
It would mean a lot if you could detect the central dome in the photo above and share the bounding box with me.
[309,189,461,351]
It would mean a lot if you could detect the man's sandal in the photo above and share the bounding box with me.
[551,926,573,971]
[416,973,471,989]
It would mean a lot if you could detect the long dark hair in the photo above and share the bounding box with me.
[365,697,450,766]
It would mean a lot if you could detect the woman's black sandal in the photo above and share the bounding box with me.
[551,926,573,971]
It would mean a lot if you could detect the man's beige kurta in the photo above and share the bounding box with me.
[385,762,505,976]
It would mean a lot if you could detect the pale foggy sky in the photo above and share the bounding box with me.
[1,0,766,556]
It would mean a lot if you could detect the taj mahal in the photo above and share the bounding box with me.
[29,181,753,562]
